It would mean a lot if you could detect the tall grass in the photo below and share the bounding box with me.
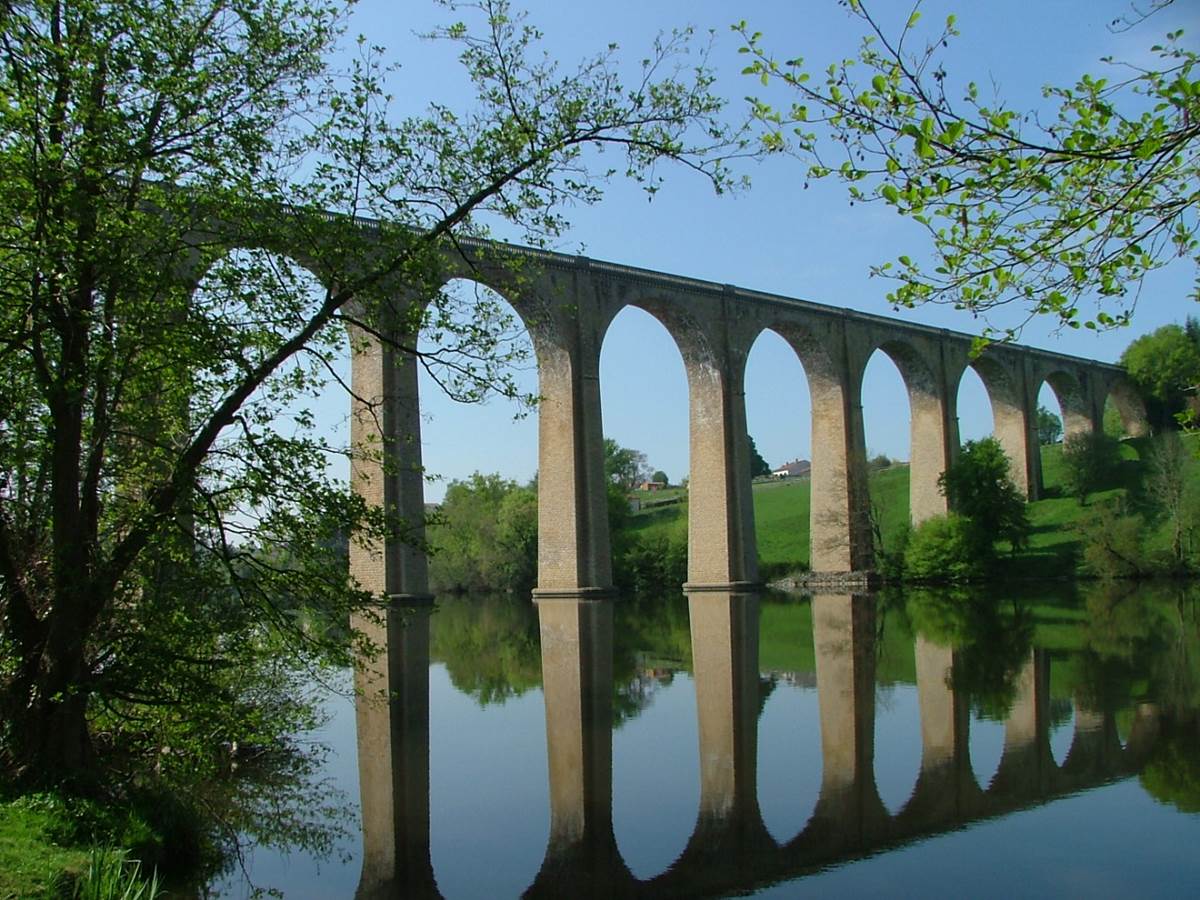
[73,849,160,900]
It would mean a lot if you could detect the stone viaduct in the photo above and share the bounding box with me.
[344,234,1148,599]
[353,591,1165,899]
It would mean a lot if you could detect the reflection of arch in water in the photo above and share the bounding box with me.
[1048,697,1076,766]
[528,613,1165,897]
[526,597,636,899]
[341,587,1171,897]
[756,599,823,844]
[968,712,1008,792]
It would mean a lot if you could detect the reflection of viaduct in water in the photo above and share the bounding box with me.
[352,594,1162,899]
[345,239,1148,594]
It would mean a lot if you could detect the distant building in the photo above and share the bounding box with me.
[772,459,811,479]
[638,481,667,492]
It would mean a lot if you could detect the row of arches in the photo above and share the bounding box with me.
[192,245,1147,594]
[379,266,1146,593]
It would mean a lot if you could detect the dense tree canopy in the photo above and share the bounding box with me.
[0,0,746,785]
[1120,319,1200,429]
[737,0,1199,338]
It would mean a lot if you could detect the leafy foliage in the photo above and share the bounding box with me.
[1061,431,1123,503]
[1078,503,1152,578]
[748,434,771,478]
[737,1,1199,335]
[1120,320,1200,430]
[429,474,537,592]
[902,513,982,582]
[604,438,651,492]
[0,0,746,786]
[1144,431,1200,567]
[1037,406,1063,445]
[938,436,1029,556]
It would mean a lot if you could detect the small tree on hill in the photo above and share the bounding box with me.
[1037,406,1063,445]
[604,439,650,492]
[938,436,1030,557]
[1061,431,1122,505]
[1145,432,1199,567]
[748,434,771,478]
[651,470,669,486]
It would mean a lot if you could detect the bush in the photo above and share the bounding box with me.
[1078,503,1152,579]
[1061,431,1121,504]
[615,530,688,595]
[429,474,538,593]
[903,514,984,582]
[938,436,1029,556]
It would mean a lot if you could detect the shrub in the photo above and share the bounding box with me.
[938,436,1029,556]
[615,530,688,595]
[1078,504,1151,579]
[903,514,984,582]
[1061,431,1121,504]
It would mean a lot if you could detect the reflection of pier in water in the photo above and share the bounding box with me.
[354,594,1162,899]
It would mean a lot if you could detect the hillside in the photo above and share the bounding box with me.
[625,433,1200,579]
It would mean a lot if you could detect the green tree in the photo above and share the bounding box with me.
[651,469,669,486]
[1078,503,1150,579]
[737,1,1198,335]
[1120,321,1200,430]
[1062,431,1122,504]
[1037,406,1063,445]
[0,0,743,785]
[748,434,771,478]
[938,436,1030,556]
[604,438,650,492]
[868,452,893,470]
[430,473,538,592]
[1145,431,1199,567]
[902,514,981,582]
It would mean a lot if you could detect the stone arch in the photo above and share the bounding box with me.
[969,352,1037,497]
[955,365,995,444]
[1039,368,1095,441]
[742,327,814,569]
[869,337,958,526]
[598,290,756,587]
[742,318,872,573]
[598,305,689,489]
[1105,376,1150,437]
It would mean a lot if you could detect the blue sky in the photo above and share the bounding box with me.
[315,0,1200,499]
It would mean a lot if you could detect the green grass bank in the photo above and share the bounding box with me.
[627,433,1200,580]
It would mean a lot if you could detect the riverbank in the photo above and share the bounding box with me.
[0,795,160,898]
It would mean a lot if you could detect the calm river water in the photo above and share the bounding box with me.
[214,583,1200,898]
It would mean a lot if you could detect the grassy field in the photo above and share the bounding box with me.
[626,432,1200,579]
